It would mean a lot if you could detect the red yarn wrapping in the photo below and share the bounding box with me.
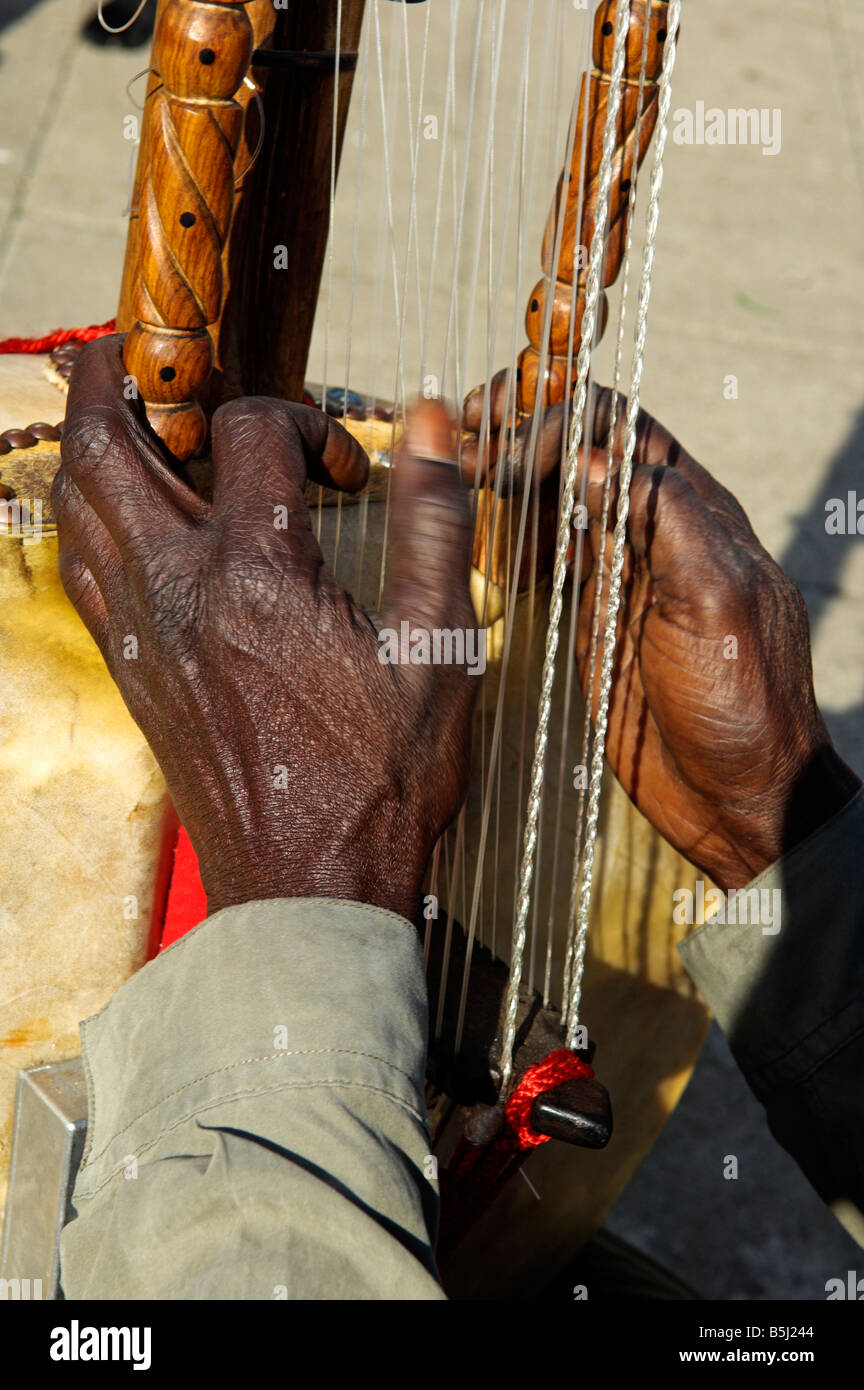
[437,1048,593,1259]
[0,319,117,354]
[504,1047,592,1148]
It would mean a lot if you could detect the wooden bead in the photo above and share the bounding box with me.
[475,0,668,593]
[157,0,253,100]
[592,0,670,84]
[525,279,608,356]
[525,277,569,355]
[27,422,61,442]
[0,430,34,450]
[515,345,570,415]
[516,294,607,417]
[124,323,213,404]
[144,401,208,461]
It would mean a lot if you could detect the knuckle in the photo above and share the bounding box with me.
[215,395,298,437]
[213,396,308,462]
[50,466,76,525]
[58,550,97,609]
[653,462,688,500]
[146,569,203,641]
[212,396,273,429]
[124,531,205,640]
[61,405,128,480]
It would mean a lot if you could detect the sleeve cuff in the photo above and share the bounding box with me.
[676,786,864,1094]
[73,898,429,1199]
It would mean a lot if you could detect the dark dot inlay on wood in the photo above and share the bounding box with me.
[199,48,216,65]
[531,298,539,312]
[179,212,196,228]
[159,366,177,382]
[602,20,613,36]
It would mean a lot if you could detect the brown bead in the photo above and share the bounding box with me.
[26,422,61,442]
[144,400,208,461]
[515,346,570,415]
[525,277,607,356]
[0,438,11,456]
[0,429,36,450]
[124,322,213,404]
[516,293,607,416]
[592,0,670,84]
[157,0,253,101]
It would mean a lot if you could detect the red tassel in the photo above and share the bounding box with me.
[0,320,117,354]
[438,1049,593,1258]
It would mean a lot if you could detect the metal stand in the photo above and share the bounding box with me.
[0,1059,88,1301]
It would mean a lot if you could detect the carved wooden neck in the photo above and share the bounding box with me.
[121,0,254,461]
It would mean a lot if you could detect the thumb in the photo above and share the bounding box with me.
[381,398,476,647]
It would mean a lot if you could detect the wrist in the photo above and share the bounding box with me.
[702,744,861,892]
[774,741,861,858]
[199,838,424,923]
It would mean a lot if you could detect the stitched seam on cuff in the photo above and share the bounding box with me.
[76,1077,428,1199]
[82,1047,421,1167]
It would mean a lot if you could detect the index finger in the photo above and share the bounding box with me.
[591,389,752,521]
[380,398,477,671]
[209,397,369,521]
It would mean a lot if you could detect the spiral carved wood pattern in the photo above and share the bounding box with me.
[473,0,671,585]
[122,0,253,460]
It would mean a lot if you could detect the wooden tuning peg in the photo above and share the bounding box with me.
[530,1076,613,1149]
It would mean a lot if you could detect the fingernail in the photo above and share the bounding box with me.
[405,398,457,464]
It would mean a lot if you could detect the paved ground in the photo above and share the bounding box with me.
[1,0,862,1299]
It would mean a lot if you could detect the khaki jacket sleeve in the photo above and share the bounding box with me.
[60,899,445,1300]
[677,788,864,1244]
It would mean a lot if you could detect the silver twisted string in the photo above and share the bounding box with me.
[564,0,681,1046]
[561,0,653,1030]
[497,0,633,1097]
[98,0,150,33]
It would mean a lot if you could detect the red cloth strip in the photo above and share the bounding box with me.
[160,824,208,950]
